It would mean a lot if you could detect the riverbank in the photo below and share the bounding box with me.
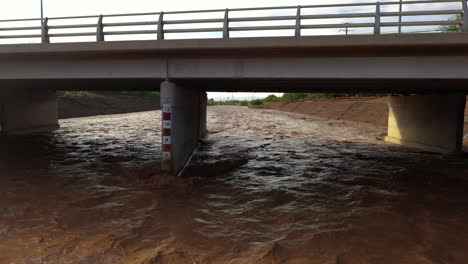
[268,96,468,145]
[57,94,468,145]
[58,95,160,119]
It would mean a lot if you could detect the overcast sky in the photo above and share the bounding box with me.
[2,0,391,18]
[0,0,461,100]
[0,0,460,18]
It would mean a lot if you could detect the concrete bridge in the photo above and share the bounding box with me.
[1,0,468,175]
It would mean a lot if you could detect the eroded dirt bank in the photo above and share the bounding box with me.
[1,106,468,264]
[268,97,390,128]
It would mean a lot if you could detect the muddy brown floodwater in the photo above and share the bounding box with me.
[1,105,468,264]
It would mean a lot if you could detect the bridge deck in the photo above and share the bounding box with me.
[1,34,468,93]
[1,34,468,57]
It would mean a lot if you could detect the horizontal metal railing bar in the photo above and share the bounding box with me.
[382,20,462,27]
[301,13,376,20]
[164,27,223,33]
[101,12,161,18]
[103,21,159,27]
[0,26,41,31]
[381,9,462,17]
[228,9,452,24]
[48,32,96,37]
[161,9,225,15]
[0,17,42,23]
[0,34,41,39]
[378,0,462,5]
[229,25,295,31]
[163,18,224,24]
[231,3,373,11]
[104,30,158,35]
[47,15,100,21]
[229,15,296,22]
[49,24,97,29]
[301,23,376,29]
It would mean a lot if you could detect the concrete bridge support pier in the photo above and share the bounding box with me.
[385,93,466,154]
[0,88,59,135]
[160,81,207,175]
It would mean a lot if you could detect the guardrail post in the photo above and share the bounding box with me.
[462,0,468,32]
[223,9,229,39]
[158,12,164,40]
[295,5,301,37]
[374,2,381,34]
[96,15,104,41]
[398,0,403,33]
[41,17,49,44]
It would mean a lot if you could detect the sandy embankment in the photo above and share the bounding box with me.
[58,95,160,119]
[268,97,468,145]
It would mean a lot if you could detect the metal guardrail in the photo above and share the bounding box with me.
[0,0,466,44]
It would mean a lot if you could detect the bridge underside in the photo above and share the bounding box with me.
[0,77,467,175]
[1,78,468,93]
[1,34,468,174]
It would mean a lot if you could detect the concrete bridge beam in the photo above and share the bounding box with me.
[160,81,207,175]
[0,88,59,135]
[385,93,466,154]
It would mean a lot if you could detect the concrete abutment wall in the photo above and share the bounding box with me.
[160,81,207,175]
[0,88,59,135]
[385,93,466,154]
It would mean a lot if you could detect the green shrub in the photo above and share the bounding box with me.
[57,91,98,97]
[281,93,309,101]
[263,95,280,102]
[439,14,461,32]
[249,99,264,106]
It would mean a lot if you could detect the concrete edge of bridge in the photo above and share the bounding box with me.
[2,33,468,57]
[385,93,466,156]
[385,136,461,155]
[0,124,60,136]
[0,88,59,136]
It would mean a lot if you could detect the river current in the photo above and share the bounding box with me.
[1,105,468,264]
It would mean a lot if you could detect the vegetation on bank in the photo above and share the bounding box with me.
[439,14,462,32]
[208,98,266,108]
[208,93,388,108]
[57,91,160,97]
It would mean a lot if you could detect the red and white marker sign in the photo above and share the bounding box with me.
[162,104,172,170]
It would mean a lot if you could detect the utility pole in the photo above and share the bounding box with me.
[40,0,44,25]
[339,23,352,35]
